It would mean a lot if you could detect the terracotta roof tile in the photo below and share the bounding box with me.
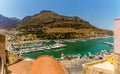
[29,56,68,74]
[8,59,33,74]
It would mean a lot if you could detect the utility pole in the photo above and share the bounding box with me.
[114,19,120,74]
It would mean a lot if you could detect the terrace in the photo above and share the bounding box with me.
[82,57,114,74]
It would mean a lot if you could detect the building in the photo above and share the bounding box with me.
[114,19,120,74]
[82,19,120,74]
[7,56,68,74]
[82,57,114,74]
[29,56,68,74]
[0,35,7,74]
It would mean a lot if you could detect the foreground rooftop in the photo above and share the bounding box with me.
[7,56,68,74]
[82,57,114,74]
[8,58,33,74]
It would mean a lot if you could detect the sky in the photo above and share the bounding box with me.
[0,0,120,30]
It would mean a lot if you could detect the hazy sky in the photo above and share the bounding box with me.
[0,0,120,30]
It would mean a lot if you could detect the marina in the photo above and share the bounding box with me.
[12,42,67,54]
[17,37,113,59]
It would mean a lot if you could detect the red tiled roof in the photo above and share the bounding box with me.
[29,56,68,74]
[8,59,33,74]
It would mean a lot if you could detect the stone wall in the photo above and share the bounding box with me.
[59,58,91,74]
[114,54,120,74]
[6,51,22,64]
[82,66,113,74]
[114,19,120,74]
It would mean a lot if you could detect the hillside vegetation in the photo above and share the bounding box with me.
[15,10,113,39]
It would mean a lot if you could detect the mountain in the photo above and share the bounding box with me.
[14,10,113,39]
[0,14,20,28]
[10,17,21,22]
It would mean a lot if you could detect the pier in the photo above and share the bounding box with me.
[103,42,114,46]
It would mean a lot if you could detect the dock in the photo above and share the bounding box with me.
[103,42,114,46]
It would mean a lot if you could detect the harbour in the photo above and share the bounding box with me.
[12,37,114,59]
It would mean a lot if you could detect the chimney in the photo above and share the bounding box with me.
[114,19,120,74]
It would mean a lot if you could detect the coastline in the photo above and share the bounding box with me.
[13,39,50,45]
[12,36,113,59]
[13,36,113,45]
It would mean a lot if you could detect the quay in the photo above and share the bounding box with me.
[103,42,114,46]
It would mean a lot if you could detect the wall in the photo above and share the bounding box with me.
[82,60,114,74]
[6,51,22,64]
[114,19,120,74]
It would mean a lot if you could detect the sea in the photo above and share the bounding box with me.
[21,37,113,59]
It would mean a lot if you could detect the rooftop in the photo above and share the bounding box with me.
[7,56,68,74]
[93,61,114,71]
[29,56,68,74]
[8,58,33,74]
[82,57,114,74]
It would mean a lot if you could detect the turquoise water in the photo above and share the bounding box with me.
[22,37,113,59]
